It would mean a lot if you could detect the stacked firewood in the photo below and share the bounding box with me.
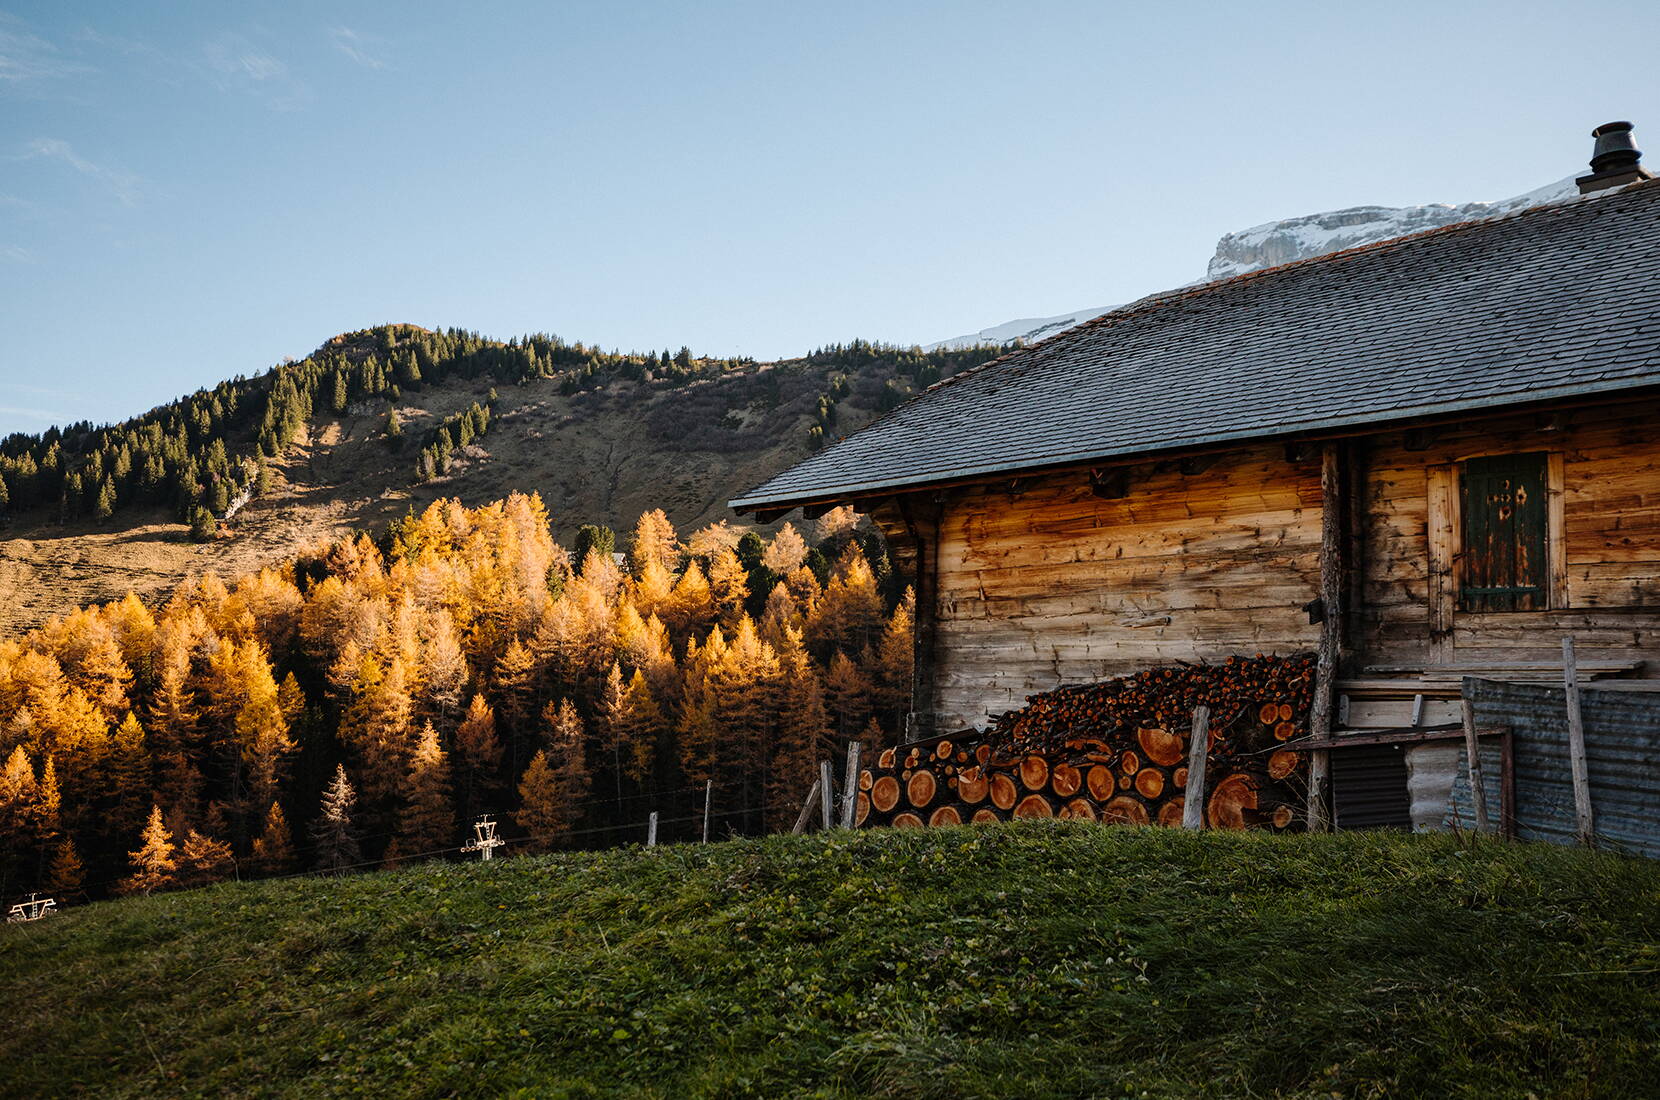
[855,654,1315,831]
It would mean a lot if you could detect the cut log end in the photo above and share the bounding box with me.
[907,769,937,809]
[871,775,901,813]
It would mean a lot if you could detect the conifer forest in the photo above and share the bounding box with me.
[0,494,915,900]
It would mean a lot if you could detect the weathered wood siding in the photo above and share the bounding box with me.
[923,443,1323,730]
[1359,397,1660,671]
[879,395,1660,734]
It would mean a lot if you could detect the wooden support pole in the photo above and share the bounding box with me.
[819,760,834,830]
[1308,441,1345,832]
[1500,728,1517,840]
[1182,705,1212,830]
[1562,637,1596,846]
[701,779,712,843]
[839,742,862,828]
[646,811,658,848]
[898,495,941,740]
[792,778,822,835]
[1460,693,1489,833]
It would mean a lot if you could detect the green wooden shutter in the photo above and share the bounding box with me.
[1459,452,1549,613]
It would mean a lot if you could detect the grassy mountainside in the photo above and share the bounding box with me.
[3,823,1657,1099]
[0,329,996,636]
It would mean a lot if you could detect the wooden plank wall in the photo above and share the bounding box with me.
[1359,396,1660,671]
[922,442,1324,731]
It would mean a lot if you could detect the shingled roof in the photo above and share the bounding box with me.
[732,178,1660,513]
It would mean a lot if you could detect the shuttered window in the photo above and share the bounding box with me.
[1459,452,1549,612]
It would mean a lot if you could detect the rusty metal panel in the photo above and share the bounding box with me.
[1446,678,1660,857]
[1331,743,1413,830]
[1459,452,1548,613]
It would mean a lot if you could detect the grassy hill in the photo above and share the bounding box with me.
[3,822,1657,1099]
[0,328,995,636]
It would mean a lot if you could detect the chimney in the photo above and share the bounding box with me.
[1576,121,1655,194]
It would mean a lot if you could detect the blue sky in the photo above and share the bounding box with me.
[3,1,1657,436]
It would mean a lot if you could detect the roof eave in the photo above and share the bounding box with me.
[728,372,1660,514]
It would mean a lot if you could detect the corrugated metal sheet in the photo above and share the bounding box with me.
[1445,679,1660,857]
[1333,743,1414,829]
[1331,744,1413,829]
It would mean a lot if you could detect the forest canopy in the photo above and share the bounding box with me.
[0,494,914,901]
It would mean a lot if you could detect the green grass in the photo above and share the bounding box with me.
[3,824,1657,1099]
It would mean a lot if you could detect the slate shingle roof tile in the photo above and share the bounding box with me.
[732,180,1660,511]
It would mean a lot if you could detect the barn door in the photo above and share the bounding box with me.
[1460,452,1549,612]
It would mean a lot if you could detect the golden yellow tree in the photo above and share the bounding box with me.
[121,805,177,895]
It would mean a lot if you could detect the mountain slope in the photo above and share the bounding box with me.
[0,330,991,635]
[926,175,1581,350]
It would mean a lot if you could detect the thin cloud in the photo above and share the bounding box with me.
[205,34,286,81]
[202,32,309,109]
[0,244,32,262]
[330,27,385,70]
[0,20,89,85]
[0,404,68,426]
[18,138,141,205]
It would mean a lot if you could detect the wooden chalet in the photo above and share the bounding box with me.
[734,124,1660,830]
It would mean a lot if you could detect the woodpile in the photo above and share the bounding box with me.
[856,653,1315,831]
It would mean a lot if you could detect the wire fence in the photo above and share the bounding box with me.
[10,771,846,905]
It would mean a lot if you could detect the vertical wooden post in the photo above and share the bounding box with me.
[1182,706,1211,830]
[1460,692,1489,833]
[839,742,862,828]
[1562,637,1596,846]
[1500,728,1517,840]
[898,495,941,740]
[646,811,658,848]
[701,780,712,843]
[792,778,821,835]
[818,760,834,831]
[1308,441,1345,832]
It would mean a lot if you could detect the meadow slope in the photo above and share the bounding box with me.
[3,822,1657,1099]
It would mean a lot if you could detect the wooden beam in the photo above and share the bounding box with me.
[1546,450,1568,609]
[897,494,941,739]
[1182,705,1212,830]
[1308,441,1344,832]
[1460,694,1490,833]
[818,761,834,830]
[1562,637,1596,846]
[792,778,821,835]
[1286,724,1507,750]
[1426,463,1458,664]
[839,742,862,828]
[1342,439,1367,668]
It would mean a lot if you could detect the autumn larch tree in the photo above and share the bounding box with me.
[121,805,177,896]
[312,765,362,874]
[250,801,294,874]
[397,721,455,858]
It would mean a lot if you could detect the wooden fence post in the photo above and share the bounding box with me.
[1182,706,1211,830]
[1460,693,1490,833]
[840,742,862,828]
[1562,637,1596,846]
[818,761,834,831]
[646,811,658,848]
[792,778,822,835]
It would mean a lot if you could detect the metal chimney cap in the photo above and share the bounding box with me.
[1577,120,1652,193]
[1589,120,1642,173]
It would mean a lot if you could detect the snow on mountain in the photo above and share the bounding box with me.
[924,175,1581,352]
